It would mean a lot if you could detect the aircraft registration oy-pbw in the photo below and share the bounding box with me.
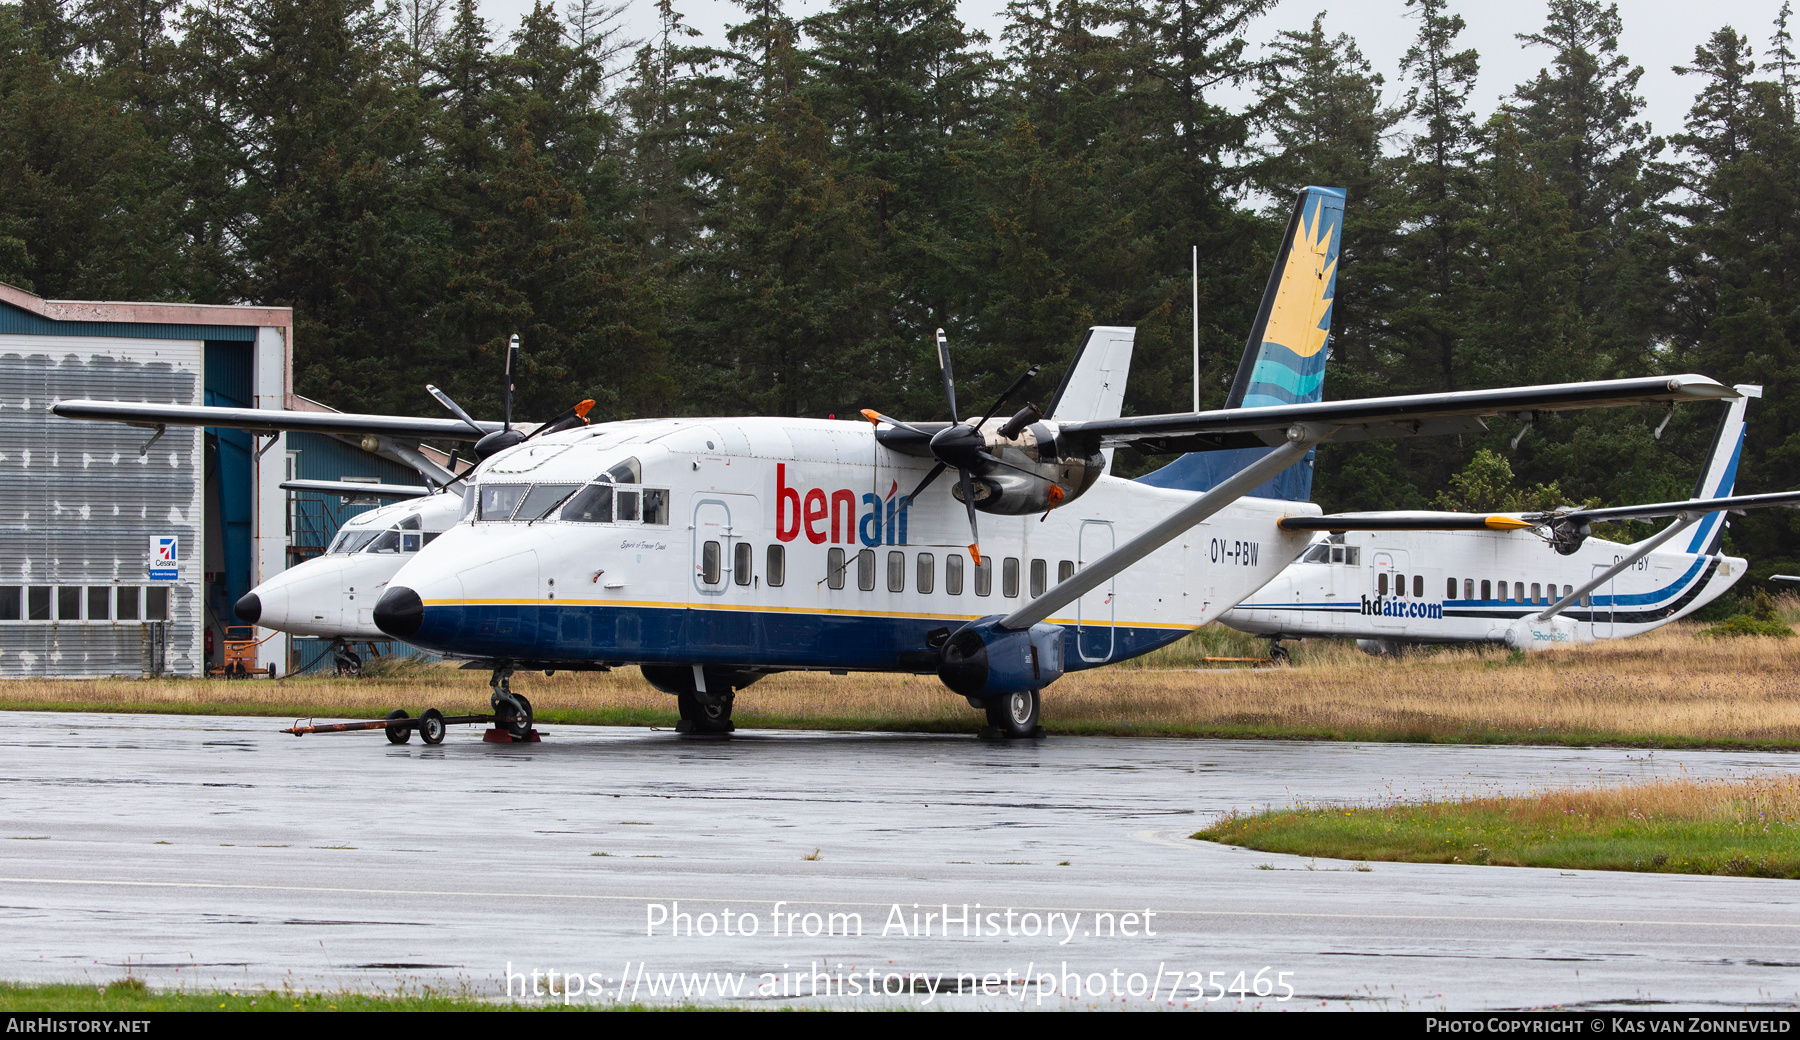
[55,188,1744,741]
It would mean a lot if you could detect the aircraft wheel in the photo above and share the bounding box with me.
[384,708,412,744]
[677,690,735,735]
[984,689,1041,739]
[418,708,446,745]
[1269,643,1291,664]
[499,694,534,742]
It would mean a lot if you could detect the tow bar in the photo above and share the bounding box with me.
[282,708,541,744]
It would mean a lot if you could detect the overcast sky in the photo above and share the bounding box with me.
[478,0,1795,145]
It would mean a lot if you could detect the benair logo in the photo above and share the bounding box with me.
[1360,595,1443,619]
[776,463,909,547]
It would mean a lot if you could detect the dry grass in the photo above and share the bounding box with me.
[6,619,1800,746]
[1197,773,1800,876]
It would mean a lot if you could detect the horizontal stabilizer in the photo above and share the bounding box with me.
[281,479,432,500]
[1537,489,1800,525]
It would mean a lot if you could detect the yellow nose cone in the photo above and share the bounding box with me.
[1483,516,1535,530]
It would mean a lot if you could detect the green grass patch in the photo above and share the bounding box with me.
[1194,776,1800,877]
[0,980,711,1012]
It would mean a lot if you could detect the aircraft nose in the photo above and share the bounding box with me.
[234,592,261,625]
[373,586,423,638]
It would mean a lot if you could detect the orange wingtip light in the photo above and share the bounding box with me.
[1484,516,1534,530]
[860,408,882,424]
[968,545,982,566]
[574,400,595,418]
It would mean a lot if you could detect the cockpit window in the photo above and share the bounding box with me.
[478,484,529,520]
[366,529,403,553]
[399,513,422,530]
[515,484,582,522]
[328,529,381,554]
[603,457,641,484]
[1301,543,1331,564]
[642,488,669,525]
[562,484,613,523]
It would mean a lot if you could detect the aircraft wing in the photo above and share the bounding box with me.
[1279,491,1800,533]
[1054,375,1737,454]
[51,400,506,441]
[281,479,433,500]
[1534,490,1800,524]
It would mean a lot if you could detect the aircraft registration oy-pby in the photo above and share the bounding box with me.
[55,187,1741,742]
[1222,386,1800,655]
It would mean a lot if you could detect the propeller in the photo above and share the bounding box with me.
[426,335,594,483]
[884,329,1040,567]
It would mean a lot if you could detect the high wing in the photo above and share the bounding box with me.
[1054,375,1734,455]
[281,479,432,500]
[52,400,505,441]
[1275,491,1800,537]
[996,374,1739,632]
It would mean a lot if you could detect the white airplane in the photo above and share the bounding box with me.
[352,189,1741,742]
[1222,387,1800,654]
[56,188,1741,740]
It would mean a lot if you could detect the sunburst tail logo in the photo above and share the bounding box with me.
[1225,186,1344,409]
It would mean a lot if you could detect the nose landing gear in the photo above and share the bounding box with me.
[486,666,539,743]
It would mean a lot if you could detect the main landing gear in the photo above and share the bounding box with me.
[640,665,752,736]
[1268,639,1292,664]
[978,689,1045,741]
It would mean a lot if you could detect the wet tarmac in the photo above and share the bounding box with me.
[2,711,1798,1010]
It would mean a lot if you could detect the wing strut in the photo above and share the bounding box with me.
[997,423,1333,632]
[1534,511,1705,623]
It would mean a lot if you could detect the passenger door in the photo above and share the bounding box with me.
[1077,520,1115,662]
[1589,564,1615,639]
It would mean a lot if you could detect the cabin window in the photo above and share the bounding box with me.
[0,587,18,621]
[734,542,753,586]
[1464,578,1475,600]
[1480,580,1491,600]
[1563,584,1573,600]
[116,587,140,621]
[1447,577,1457,599]
[1396,573,1407,596]
[946,554,964,595]
[917,553,935,594]
[766,545,785,587]
[888,550,906,593]
[827,548,845,589]
[87,586,110,621]
[857,549,876,591]
[603,457,642,484]
[146,586,168,621]
[1531,582,1542,603]
[974,557,992,597]
[616,490,641,522]
[1496,578,1507,601]
[562,484,613,523]
[1030,559,1047,599]
[1003,557,1021,598]
[1377,573,1388,596]
[1514,582,1525,603]
[516,484,582,522]
[1580,592,1590,607]
[1413,575,1424,598]
[479,483,529,520]
[58,587,79,621]
[642,488,670,526]
[1058,560,1075,584]
[701,541,722,584]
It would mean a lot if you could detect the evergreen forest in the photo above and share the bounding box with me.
[6,0,1800,573]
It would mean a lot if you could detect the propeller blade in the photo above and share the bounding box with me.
[972,365,1042,430]
[523,399,595,442]
[935,328,959,423]
[503,333,520,431]
[860,408,931,436]
[900,461,948,509]
[957,466,982,565]
[426,384,484,436]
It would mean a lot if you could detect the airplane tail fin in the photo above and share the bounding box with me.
[1137,186,1345,500]
[1684,385,1759,554]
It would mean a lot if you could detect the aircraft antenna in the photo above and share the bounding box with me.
[1192,244,1200,413]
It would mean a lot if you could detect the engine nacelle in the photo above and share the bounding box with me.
[951,420,1105,516]
[938,616,1066,698]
